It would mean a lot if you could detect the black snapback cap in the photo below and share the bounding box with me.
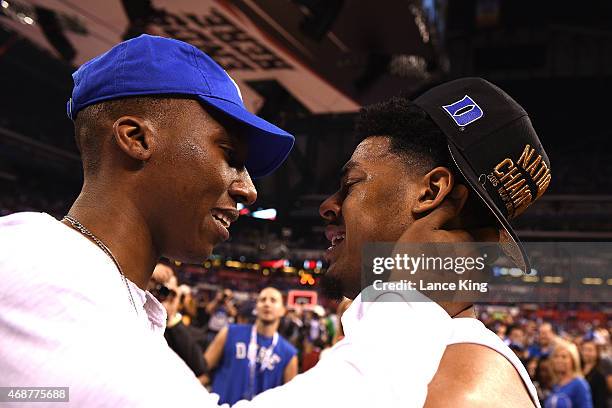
[414,77,552,274]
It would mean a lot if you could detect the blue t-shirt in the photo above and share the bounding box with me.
[544,377,593,408]
[529,344,551,359]
[212,324,297,405]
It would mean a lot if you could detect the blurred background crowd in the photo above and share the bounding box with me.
[482,308,611,407]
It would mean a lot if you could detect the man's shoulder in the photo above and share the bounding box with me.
[567,376,590,391]
[0,211,100,270]
[226,323,250,338]
[0,212,77,254]
[0,212,68,268]
[0,211,124,312]
[279,334,297,356]
[0,211,48,224]
[425,343,535,408]
[0,212,55,239]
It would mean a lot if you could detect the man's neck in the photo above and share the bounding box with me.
[451,305,476,318]
[440,302,476,318]
[63,186,158,290]
[256,319,279,337]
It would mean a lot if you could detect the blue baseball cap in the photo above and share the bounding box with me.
[67,34,294,178]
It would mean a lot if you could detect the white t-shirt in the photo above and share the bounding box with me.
[0,212,218,407]
[0,212,453,407]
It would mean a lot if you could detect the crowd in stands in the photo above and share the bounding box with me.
[482,308,611,408]
[148,262,611,406]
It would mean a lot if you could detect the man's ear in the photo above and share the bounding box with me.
[412,167,455,214]
[112,115,155,162]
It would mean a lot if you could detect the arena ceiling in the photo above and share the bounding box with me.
[0,0,447,230]
[3,0,611,246]
[0,0,445,113]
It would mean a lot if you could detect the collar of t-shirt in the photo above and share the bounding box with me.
[48,212,168,335]
[340,285,448,336]
[127,279,167,335]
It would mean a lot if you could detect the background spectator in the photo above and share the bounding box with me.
[531,356,554,405]
[580,340,609,408]
[545,340,593,408]
[530,322,558,359]
[149,263,208,385]
[204,287,298,404]
[204,288,238,346]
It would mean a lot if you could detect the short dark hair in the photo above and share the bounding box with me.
[355,96,496,228]
[507,324,524,337]
[73,96,188,176]
[355,96,451,172]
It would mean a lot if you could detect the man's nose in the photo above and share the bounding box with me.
[319,192,341,222]
[229,170,257,206]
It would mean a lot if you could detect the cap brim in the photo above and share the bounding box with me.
[198,95,295,178]
[447,142,532,275]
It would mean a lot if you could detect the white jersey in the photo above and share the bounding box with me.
[449,317,541,408]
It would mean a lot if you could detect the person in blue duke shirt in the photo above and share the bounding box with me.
[205,287,298,405]
[545,340,593,408]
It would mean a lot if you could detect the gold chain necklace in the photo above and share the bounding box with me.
[63,215,138,315]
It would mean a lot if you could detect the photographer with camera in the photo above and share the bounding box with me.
[150,263,209,385]
[205,288,238,346]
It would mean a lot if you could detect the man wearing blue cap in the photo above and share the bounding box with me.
[0,35,456,407]
[0,33,293,406]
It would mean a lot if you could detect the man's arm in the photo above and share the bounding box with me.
[424,344,535,408]
[283,355,298,383]
[204,326,228,372]
[224,299,238,318]
[205,293,222,315]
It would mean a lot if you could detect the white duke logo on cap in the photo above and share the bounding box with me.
[442,95,484,127]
